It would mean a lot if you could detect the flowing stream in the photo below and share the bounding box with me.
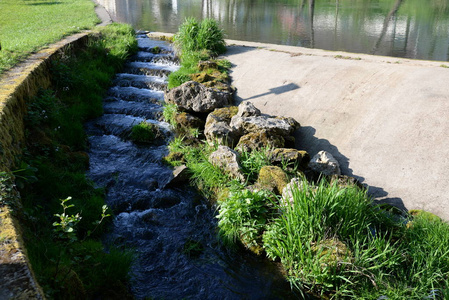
[86,34,298,299]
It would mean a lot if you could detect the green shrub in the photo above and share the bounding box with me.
[174,17,225,56]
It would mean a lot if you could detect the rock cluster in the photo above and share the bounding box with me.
[164,65,361,193]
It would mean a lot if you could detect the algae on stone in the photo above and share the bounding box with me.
[257,165,289,195]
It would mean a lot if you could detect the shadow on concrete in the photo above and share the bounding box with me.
[244,83,300,101]
[295,125,408,213]
[224,45,258,57]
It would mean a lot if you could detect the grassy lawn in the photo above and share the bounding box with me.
[0,0,99,75]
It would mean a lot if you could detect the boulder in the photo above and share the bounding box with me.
[191,71,220,84]
[204,121,237,147]
[175,112,204,130]
[281,177,307,206]
[237,101,261,117]
[329,174,365,190]
[205,106,238,127]
[309,151,341,176]
[209,146,245,182]
[165,81,232,113]
[270,148,310,171]
[230,115,295,137]
[165,165,190,188]
[257,166,289,195]
[204,106,239,146]
[197,60,218,71]
[277,116,301,130]
[236,131,285,152]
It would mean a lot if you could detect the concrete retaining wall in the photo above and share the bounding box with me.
[0,32,90,299]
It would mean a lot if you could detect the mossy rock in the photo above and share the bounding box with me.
[205,106,238,127]
[203,80,232,92]
[175,112,204,130]
[311,238,353,270]
[237,131,285,152]
[191,71,215,84]
[409,209,442,223]
[197,60,218,71]
[276,116,301,130]
[270,148,310,171]
[329,174,365,190]
[163,151,185,165]
[257,166,289,195]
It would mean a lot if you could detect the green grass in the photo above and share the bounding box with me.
[165,132,449,298]
[17,24,137,299]
[168,17,227,89]
[0,0,99,75]
[130,121,158,143]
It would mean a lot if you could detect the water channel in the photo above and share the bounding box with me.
[97,0,449,62]
[86,35,299,299]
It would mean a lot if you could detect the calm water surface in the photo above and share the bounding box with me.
[97,0,449,61]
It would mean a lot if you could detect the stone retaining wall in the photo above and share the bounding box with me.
[0,32,91,299]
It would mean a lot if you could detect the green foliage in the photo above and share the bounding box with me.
[167,138,233,199]
[196,18,227,56]
[217,189,271,251]
[174,17,226,56]
[216,59,232,70]
[167,49,211,89]
[130,121,157,143]
[239,147,271,184]
[53,197,82,242]
[169,17,227,89]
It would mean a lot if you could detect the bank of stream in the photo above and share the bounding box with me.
[86,34,297,299]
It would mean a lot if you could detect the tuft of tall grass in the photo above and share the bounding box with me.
[169,17,227,89]
[174,17,226,56]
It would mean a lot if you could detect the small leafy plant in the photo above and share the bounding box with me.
[53,197,82,242]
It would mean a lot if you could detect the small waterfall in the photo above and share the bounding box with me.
[86,34,296,299]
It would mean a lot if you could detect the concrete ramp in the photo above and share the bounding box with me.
[223,39,449,220]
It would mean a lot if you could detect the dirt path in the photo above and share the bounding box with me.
[223,39,449,220]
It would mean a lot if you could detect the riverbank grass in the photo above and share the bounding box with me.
[16,24,137,299]
[0,0,99,75]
